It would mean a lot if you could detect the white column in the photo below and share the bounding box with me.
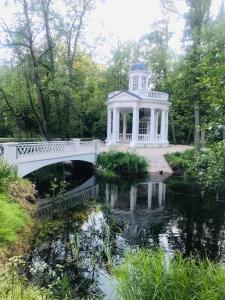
[111,184,118,209]
[130,184,137,211]
[131,106,139,146]
[165,110,169,142]
[163,183,166,202]
[150,108,155,142]
[158,182,163,207]
[105,183,110,207]
[112,107,118,143]
[148,182,153,209]
[107,108,112,141]
[161,109,166,142]
[155,111,159,137]
[122,112,127,140]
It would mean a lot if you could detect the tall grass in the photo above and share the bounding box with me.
[97,151,148,176]
[114,249,225,300]
[0,157,18,191]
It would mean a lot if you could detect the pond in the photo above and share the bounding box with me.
[23,161,225,299]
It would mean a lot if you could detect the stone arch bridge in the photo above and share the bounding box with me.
[0,140,99,177]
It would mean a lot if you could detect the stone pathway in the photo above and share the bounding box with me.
[99,144,193,174]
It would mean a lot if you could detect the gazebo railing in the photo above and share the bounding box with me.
[138,134,151,143]
[119,133,132,142]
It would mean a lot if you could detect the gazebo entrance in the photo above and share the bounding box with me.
[107,106,168,146]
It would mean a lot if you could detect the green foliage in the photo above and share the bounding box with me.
[0,260,52,300]
[0,158,18,191]
[97,151,148,176]
[165,149,195,175]
[114,249,225,300]
[189,141,225,192]
[0,193,29,245]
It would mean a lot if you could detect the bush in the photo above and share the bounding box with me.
[114,249,225,300]
[97,151,148,176]
[165,149,195,175]
[189,141,225,192]
[0,158,18,191]
[0,260,52,300]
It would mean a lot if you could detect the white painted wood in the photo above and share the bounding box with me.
[122,112,127,140]
[106,63,169,147]
[150,108,155,142]
[148,182,153,209]
[1,140,98,177]
[130,106,139,146]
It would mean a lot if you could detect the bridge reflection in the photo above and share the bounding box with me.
[37,176,99,217]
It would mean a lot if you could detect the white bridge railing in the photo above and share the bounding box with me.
[0,140,99,162]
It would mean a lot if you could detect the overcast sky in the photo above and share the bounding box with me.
[0,0,223,64]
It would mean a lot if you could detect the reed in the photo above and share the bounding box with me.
[114,249,225,300]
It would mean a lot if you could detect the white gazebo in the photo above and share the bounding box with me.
[106,63,169,147]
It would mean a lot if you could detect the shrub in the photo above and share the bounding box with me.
[114,249,225,300]
[189,141,225,192]
[0,261,52,300]
[97,151,148,176]
[165,149,195,175]
[0,157,18,191]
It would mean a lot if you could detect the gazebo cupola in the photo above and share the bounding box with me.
[128,63,150,97]
[106,62,169,147]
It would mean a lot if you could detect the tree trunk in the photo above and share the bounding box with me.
[194,101,201,151]
[23,0,49,139]
[170,112,177,144]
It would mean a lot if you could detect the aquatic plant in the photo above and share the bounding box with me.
[97,151,148,177]
[114,249,225,300]
[0,257,52,300]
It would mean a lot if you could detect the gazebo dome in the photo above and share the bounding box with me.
[130,63,148,72]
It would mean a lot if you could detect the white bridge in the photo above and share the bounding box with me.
[0,139,99,177]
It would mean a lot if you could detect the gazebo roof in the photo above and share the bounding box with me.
[108,90,142,100]
[130,63,148,72]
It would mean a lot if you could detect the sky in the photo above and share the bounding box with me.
[0,0,223,64]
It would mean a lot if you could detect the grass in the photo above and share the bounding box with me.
[97,151,148,177]
[0,157,18,192]
[165,149,195,175]
[0,193,29,246]
[114,249,225,300]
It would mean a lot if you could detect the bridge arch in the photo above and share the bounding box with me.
[0,141,98,177]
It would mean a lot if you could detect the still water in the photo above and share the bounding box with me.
[24,161,225,299]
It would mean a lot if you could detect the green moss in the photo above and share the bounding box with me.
[114,249,225,300]
[0,193,29,245]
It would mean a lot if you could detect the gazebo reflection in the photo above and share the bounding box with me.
[105,177,167,244]
[105,181,166,212]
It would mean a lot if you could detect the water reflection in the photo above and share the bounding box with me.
[24,164,225,299]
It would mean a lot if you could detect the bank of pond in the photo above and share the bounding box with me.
[1,148,225,299]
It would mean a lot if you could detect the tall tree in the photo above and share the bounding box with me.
[184,0,211,150]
